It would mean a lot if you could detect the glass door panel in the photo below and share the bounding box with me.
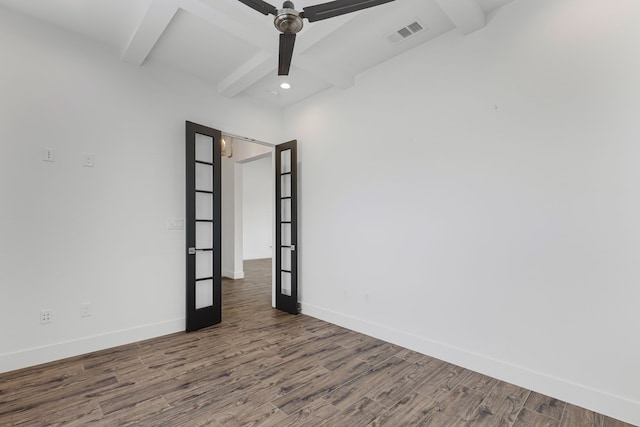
[186,122,221,331]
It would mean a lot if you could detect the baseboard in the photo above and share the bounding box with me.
[300,302,640,426]
[222,270,245,279]
[0,318,185,374]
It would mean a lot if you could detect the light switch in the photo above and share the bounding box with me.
[43,148,55,162]
[167,218,185,230]
[82,153,94,167]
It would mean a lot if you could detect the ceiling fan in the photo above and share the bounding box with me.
[238,0,396,75]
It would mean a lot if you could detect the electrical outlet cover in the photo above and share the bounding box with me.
[80,303,91,317]
[40,310,53,324]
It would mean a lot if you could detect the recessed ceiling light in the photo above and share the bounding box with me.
[280,82,291,90]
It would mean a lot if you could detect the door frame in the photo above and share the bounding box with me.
[214,132,297,313]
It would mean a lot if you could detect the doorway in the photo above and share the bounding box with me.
[219,135,275,311]
[218,135,298,315]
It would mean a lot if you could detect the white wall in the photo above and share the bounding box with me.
[221,156,245,279]
[231,138,272,163]
[0,7,282,372]
[243,155,273,260]
[283,0,640,424]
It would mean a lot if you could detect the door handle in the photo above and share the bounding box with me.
[290,244,296,251]
[188,247,196,255]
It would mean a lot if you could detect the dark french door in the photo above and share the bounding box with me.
[185,121,222,331]
[275,140,298,314]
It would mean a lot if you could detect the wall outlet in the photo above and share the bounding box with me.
[40,310,53,324]
[43,148,55,162]
[80,303,91,318]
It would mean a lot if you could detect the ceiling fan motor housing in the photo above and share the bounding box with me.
[274,1,303,34]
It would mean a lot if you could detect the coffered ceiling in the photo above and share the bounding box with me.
[0,0,516,108]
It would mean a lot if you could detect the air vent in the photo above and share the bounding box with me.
[388,20,426,44]
[407,22,423,33]
[398,27,412,38]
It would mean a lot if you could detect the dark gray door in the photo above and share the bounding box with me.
[185,121,222,331]
[275,140,298,314]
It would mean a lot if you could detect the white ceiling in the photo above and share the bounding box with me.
[0,0,516,108]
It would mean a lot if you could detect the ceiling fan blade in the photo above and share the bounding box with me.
[278,33,296,76]
[237,0,277,16]
[302,0,394,22]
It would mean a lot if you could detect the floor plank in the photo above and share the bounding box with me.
[560,403,605,427]
[514,408,560,427]
[525,392,566,421]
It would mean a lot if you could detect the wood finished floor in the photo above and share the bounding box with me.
[0,259,635,427]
